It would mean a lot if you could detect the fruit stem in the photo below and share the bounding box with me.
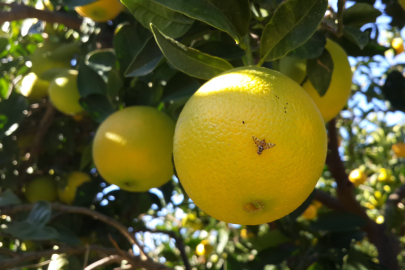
[244,34,254,66]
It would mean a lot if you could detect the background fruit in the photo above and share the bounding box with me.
[302,39,352,122]
[75,0,122,22]
[58,171,91,205]
[301,204,317,220]
[391,38,404,55]
[278,56,306,84]
[349,169,367,186]
[19,73,49,101]
[25,176,57,203]
[174,67,327,225]
[31,42,71,78]
[48,70,84,115]
[196,240,213,256]
[392,142,405,157]
[378,168,392,182]
[92,106,175,192]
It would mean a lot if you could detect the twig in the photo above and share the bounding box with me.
[9,259,52,270]
[109,234,133,263]
[0,203,147,258]
[0,3,82,29]
[327,118,399,270]
[83,244,90,269]
[313,189,344,210]
[84,255,123,270]
[0,247,19,257]
[18,102,55,187]
[136,229,191,270]
[337,0,345,37]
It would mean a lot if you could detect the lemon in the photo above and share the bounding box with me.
[392,143,405,158]
[25,176,57,203]
[377,168,392,182]
[20,73,49,101]
[348,169,367,186]
[48,70,84,115]
[58,171,91,205]
[173,66,327,225]
[196,240,213,256]
[93,106,175,192]
[301,204,317,220]
[302,39,352,122]
[31,42,71,78]
[75,0,122,22]
[392,38,404,55]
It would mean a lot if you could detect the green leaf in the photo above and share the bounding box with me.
[125,38,164,77]
[79,94,115,123]
[343,27,369,50]
[77,64,107,97]
[0,77,9,100]
[306,49,334,97]
[311,211,367,232]
[0,190,21,206]
[86,49,116,72]
[0,93,28,140]
[343,3,382,27]
[197,41,245,60]
[150,0,250,45]
[248,245,297,268]
[260,0,328,63]
[287,31,326,59]
[114,22,152,72]
[122,0,194,39]
[151,24,233,80]
[28,201,52,226]
[107,68,123,101]
[226,255,249,270]
[52,224,82,246]
[250,229,291,251]
[3,221,60,240]
[342,246,371,270]
[0,37,8,53]
[80,143,93,170]
[217,227,229,253]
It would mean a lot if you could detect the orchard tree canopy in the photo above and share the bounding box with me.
[0,0,405,270]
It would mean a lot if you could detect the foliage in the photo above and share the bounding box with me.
[0,0,405,270]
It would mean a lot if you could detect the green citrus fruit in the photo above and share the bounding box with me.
[31,42,71,78]
[25,176,57,203]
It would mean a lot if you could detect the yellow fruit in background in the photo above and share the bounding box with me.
[31,42,71,78]
[348,169,367,186]
[20,73,49,101]
[302,39,352,122]
[173,66,327,225]
[58,171,91,205]
[25,176,57,203]
[278,56,307,84]
[313,200,322,209]
[75,0,122,22]
[377,168,392,182]
[182,213,203,230]
[392,143,405,158]
[240,229,255,239]
[48,70,84,115]
[399,0,405,10]
[196,240,213,256]
[93,106,175,192]
[301,204,317,220]
[376,215,384,224]
[392,38,404,55]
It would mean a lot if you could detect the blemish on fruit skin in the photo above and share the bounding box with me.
[242,121,245,124]
[243,201,265,213]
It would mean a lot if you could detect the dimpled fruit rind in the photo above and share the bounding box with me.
[173,66,327,225]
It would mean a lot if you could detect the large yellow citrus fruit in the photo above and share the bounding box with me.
[75,0,122,22]
[31,42,71,78]
[173,67,327,225]
[48,70,84,115]
[93,106,175,192]
[20,73,50,101]
[348,169,367,186]
[25,176,57,203]
[302,39,352,122]
[58,171,91,205]
[392,142,405,158]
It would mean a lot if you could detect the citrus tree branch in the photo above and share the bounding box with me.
[0,203,150,259]
[0,245,172,270]
[84,255,124,270]
[313,189,344,210]
[0,3,82,29]
[136,228,191,270]
[326,118,399,270]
